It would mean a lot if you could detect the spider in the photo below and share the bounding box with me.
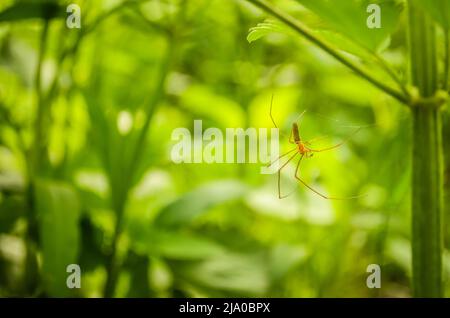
[267,95,361,200]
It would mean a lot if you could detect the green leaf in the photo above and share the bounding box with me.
[181,85,245,128]
[130,227,226,260]
[295,0,404,52]
[154,180,248,228]
[247,19,290,43]
[34,179,81,296]
[268,244,309,283]
[0,1,64,22]
[412,0,450,29]
[173,253,269,296]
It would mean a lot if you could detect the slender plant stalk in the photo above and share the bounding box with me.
[444,30,449,90]
[103,37,174,298]
[23,18,51,296]
[245,0,409,104]
[31,19,50,179]
[408,2,443,297]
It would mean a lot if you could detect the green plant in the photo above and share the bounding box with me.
[245,0,448,297]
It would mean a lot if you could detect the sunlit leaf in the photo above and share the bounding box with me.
[268,244,309,283]
[247,19,290,43]
[154,180,248,228]
[130,227,226,261]
[295,0,404,52]
[173,253,269,296]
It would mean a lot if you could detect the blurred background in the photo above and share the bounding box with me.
[0,0,449,297]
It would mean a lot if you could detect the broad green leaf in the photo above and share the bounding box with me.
[412,0,450,30]
[0,1,64,22]
[268,244,309,283]
[173,253,269,296]
[180,85,245,128]
[129,226,226,260]
[247,19,291,43]
[34,179,81,296]
[316,30,380,60]
[155,234,224,260]
[295,0,404,52]
[154,180,248,228]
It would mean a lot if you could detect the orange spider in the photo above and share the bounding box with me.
[267,95,361,200]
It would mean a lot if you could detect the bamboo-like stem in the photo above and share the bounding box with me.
[408,2,443,297]
[245,0,409,104]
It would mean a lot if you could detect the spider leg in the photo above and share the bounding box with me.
[277,151,299,199]
[288,129,294,144]
[293,159,331,199]
[310,127,361,153]
[267,147,297,167]
[305,134,330,145]
[294,161,363,200]
[269,94,278,129]
[295,109,307,125]
[309,141,345,153]
[269,94,289,139]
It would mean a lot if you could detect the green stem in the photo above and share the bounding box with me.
[245,0,409,104]
[408,2,443,297]
[22,18,50,297]
[31,19,50,179]
[129,39,174,180]
[102,36,174,298]
[103,200,126,298]
[444,31,449,90]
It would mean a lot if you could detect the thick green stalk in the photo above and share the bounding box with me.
[408,2,443,297]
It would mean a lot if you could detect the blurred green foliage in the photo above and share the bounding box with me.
[0,0,448,297]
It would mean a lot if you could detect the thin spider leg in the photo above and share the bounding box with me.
[267,147,297,167]
[309,127,361,153]
[294,154,303,177]
[305,134,330,145]
[294,109,307,125]
[269,94,289,138]
[293,158,330,200]
[280,154,305,198]
[269,94,278,129]
[277,151,299,199]
[309,141,345,153]
[294,160,363,200]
